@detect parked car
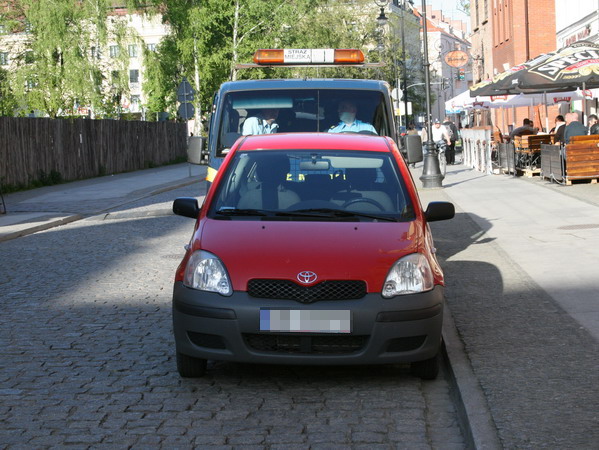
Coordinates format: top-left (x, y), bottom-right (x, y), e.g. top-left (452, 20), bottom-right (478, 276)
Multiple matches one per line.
top-left (172, 132), bottom-right (454, 379)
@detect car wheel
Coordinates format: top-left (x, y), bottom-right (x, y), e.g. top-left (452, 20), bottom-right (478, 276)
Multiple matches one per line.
top-left (411, 350), bottom-right (440, 380)
top-left (176, 352), bottom-right (207, 378)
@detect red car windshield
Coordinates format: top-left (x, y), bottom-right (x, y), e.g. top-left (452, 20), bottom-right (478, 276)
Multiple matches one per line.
top-left (209, 149), bottom-right (414, 222)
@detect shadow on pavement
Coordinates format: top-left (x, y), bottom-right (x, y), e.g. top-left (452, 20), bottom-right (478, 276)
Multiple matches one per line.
top-left (429, 206), bottom-right (599, 449)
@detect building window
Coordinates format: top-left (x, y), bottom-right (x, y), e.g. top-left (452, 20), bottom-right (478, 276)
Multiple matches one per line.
top-left (0, 52), bottom-right (8, 65)
top-left (109, 45), bottom-right (119, 58)
top-left (128, 44), bottom-right (137, 58)
top-left (111, 70), bottom-right (120, 85)
top-left (131, 95), bottom-right (140, 105)
top-left (90, 46), bottom-right (102, 59)
top-left (129, 69), bottom-right (139, 83)
top-left (146, 43), bottom-right (156, 52)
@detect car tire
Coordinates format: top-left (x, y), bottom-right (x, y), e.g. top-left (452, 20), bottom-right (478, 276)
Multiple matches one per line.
top-left (176, 352), bottom-right (207, 378)
top-left (411, 350), bottom-right (440, 380)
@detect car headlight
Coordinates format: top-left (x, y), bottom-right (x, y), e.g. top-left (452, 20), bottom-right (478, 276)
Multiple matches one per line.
top-left (183, 250), bottom-right (232, 296)
top-left (382, 253), bottom-right (434, 298)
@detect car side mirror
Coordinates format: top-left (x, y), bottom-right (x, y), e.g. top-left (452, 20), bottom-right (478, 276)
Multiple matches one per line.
top-left (173, 197), bottom-right (200, 219)
top-left (424, 201), bottom-right (455, 222)
top-left (405, 135), bottom-right (423, 164)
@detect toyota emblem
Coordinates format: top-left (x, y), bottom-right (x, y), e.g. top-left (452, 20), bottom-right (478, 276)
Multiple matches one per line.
top-left (297, 271), bottom-right (317, 284)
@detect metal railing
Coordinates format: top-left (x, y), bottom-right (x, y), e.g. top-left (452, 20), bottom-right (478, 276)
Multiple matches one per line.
top-left (461, 128), bottom-right (493, 174)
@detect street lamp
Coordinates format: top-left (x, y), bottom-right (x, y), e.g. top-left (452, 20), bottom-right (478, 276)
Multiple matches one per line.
top-left (375, 0), bottom-right (413, 128)
top-left (418, 0), bottom-right (444, 188)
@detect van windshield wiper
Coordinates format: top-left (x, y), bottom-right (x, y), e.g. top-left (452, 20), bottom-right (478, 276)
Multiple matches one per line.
top-left (277, 208), bottom-right (397, 222)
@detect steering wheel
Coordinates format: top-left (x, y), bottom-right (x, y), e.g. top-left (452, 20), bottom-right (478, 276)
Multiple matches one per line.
top-left (342, 197), bottom-right (385, 211)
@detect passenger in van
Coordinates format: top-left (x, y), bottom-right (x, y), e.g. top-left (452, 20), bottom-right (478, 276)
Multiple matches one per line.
top-left (328, 101), bottom-right (377, 134)
top-left (242, 108), bottom-right (280, 135)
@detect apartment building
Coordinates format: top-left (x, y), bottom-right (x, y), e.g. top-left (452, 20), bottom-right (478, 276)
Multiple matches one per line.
top-left (0, 5), bottom-right (169, 117)
top-left (469, 0), bottom-right (557, 131)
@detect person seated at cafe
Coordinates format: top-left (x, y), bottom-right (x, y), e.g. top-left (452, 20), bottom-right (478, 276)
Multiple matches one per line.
top-left (550, 115), bottom-right (566, 143)
top-left (563, 112), bottom-right (588, 144)
top-left (587, 114), bottom-right (599, 135)
top-left (508, 118), bottom-right (537, 141)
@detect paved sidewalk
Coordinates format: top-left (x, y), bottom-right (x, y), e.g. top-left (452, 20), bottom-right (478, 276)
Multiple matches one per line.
top-left (0, 163), bottom-right (206, 242)
top-left (414, 162), bottom-right (599, 449)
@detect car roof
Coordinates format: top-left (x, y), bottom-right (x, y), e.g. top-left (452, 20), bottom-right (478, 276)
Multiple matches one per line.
top-left (219, 78), bottom-right (391, 93)
top-left (236, 133), bottom-right (393, 152)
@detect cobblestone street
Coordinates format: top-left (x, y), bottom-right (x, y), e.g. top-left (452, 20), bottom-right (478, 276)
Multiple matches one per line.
top-left (0, 186), bottom-right (464, 448)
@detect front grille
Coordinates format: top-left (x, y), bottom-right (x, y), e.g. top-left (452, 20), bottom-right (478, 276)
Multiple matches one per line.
top-left (243, 333), bottom-right (368, 354)
top-left (247, 279), bottom-right (366, 303)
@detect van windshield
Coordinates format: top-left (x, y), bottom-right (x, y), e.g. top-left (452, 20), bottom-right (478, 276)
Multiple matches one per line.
top-left (217, 89), bottom-right (391, 157)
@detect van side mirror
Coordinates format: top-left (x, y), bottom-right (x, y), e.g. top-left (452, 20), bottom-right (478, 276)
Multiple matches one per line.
top-left (424, 201), bottom-right (455, 222)
top-left (187, 136), bottom-right (209, 165)
top-left (173, 197), bottom-right (200, 219)
top-left (405, 135), bottom-right (423, 164)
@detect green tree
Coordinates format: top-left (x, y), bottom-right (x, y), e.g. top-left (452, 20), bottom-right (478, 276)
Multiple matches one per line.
top-left (0, 67), bottom-right (17, 115)
top-left (143, 0), bottom-right (380, 132)
top-left (3, 0), bottom-right (135, 118)
top-left (457, 0), bottom-right (470, 15)
top-left (145, 0), bottom-right (320, 129)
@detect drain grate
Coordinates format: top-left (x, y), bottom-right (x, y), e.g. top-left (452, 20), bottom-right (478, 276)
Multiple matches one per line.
top-left (558, 224), bottom-right (599, 230)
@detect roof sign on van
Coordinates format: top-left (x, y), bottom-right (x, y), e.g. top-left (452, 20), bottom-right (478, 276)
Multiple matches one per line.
top-left (253, 49), bottom-right (365, 65)
top-left (236, 48), bottom-right (381, 68)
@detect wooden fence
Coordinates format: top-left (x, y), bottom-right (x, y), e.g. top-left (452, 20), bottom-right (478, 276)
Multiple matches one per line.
top-left (0, 117), bottom-right (188, 188)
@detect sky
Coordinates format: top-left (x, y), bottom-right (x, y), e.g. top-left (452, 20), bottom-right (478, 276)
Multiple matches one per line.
top-left (425, 0), bottom-right (471, 27)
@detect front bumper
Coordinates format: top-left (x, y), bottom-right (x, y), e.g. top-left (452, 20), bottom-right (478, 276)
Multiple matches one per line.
top-left (172, 282), bottom-right (444, 365)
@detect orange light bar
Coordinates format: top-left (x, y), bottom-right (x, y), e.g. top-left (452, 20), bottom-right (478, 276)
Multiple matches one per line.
top-left (333, 49), bottom-right (365, 64)
top-left (253, 49), bottom-right (285, 64)
top-left (253, 49), bottom-right (365, 65)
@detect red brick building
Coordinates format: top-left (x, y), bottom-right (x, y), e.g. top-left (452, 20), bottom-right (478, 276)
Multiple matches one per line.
top-left (470, 0), bottom-right (558, 133)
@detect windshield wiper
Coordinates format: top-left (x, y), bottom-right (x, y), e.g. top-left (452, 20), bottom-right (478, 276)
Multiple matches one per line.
top-left (215, 208), bottom-right (271, 216)
top-left (277, 208), bottom-right (397, 222)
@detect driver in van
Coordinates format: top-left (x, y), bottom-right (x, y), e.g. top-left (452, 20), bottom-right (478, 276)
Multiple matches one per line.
top-left (242, 108), bottom-right (280, 135)
top-left (328, 100), bottom-right (377, 134)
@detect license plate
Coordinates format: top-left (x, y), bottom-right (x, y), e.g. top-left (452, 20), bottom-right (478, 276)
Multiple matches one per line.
top-left (260, 309), bottom-right (351, 333)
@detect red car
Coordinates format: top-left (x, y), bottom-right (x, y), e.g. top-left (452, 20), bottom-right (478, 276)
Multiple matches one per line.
top-left (172, 133), bottom-right (454, 379)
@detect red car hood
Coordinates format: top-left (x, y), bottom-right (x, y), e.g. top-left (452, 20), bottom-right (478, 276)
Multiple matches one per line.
top-left (198, 219), bottom-right (422, 292)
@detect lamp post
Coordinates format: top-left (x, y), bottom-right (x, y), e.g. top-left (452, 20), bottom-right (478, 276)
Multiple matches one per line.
top-left (418, 0), bottom-right (444, 188)
top-left (399, 1), bottom-right (412, 127)
top-left (375, 0), bottom-right (413, 129)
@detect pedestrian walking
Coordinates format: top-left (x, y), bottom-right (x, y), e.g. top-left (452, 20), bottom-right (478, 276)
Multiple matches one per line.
top-left (443, 116), bottom-right (458, 164)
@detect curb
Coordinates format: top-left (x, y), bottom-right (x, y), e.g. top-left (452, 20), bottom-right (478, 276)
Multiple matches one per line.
top-left (442, 304), bottom-right (502, 450)
top-left (0, 214), bottom-right (84, 243)
top-left (0, 177), bottom-right (202, 243)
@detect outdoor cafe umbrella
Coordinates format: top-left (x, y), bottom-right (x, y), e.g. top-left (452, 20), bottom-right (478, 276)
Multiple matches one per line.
top-left (469, 52), bottom-right (558, 97)
top-left (516, 40), bottom-right (599, 91)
